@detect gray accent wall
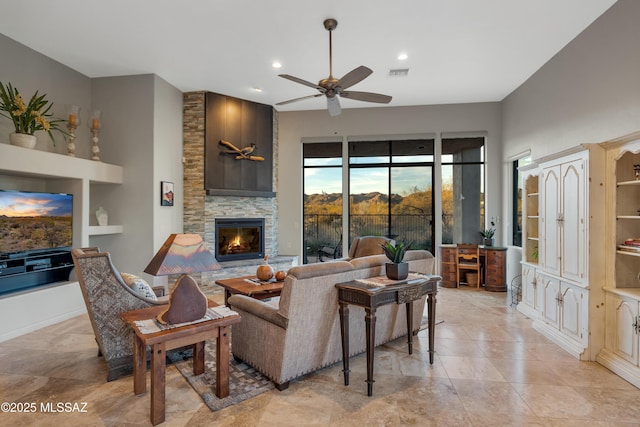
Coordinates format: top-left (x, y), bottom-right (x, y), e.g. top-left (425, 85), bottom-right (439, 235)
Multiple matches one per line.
top-left (502, 0), bottom-right (640, 160)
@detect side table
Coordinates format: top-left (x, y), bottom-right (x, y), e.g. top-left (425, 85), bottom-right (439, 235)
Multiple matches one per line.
top-left (121, 300), bottom-right (240, 425)
top-left (335, 274), bottom-right (440, 396)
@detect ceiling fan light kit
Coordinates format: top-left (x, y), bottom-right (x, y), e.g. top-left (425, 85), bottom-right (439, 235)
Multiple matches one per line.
top-left (277, 18), bottom-right (392, 116)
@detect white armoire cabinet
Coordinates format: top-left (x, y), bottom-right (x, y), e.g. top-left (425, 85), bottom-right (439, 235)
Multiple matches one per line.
top-left (597, 133), bottom-right (640, 388)
top-left (519, 145), bottom-right (606, 361)
top-left (540, 157), bottom-right (585, 284)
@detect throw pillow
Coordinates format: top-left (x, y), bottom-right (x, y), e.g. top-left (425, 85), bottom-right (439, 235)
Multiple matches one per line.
top-left (121, 273), bottom-right (157, 301)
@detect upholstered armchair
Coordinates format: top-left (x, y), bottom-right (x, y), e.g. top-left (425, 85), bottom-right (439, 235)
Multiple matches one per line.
top-left (347, 235), bottom-right (394, 259)
top-left (71, 247), bottom-right (168, 381)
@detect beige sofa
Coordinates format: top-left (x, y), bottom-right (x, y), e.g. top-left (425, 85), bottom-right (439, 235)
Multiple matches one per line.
top-left (228, 250), bottom-right (435, 390)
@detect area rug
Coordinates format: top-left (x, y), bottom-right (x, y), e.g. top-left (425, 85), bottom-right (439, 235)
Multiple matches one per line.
top-left (168, 342), bottom-right (274, 411)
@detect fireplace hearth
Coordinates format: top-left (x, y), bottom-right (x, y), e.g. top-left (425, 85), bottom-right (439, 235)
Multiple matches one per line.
top-left (215, 218), bottom-right (265, 262)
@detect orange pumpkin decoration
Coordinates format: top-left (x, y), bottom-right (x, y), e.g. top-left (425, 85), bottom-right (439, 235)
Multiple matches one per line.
top-left (256, 255), bottom-right (274, 281)
top-left (275, 270), bottom-right (286, 281)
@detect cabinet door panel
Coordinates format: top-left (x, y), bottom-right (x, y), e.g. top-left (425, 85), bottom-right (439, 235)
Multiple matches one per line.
top-left (560, 161), bottom-right (585, 282)
top-left (540, 275), bottom-right (560, 326)
top-left (608, 295), bottom-right (638, 365)
top-left (541, 167), bottom-right (561, 276)
top-left (559, 283), bottom-right (583, 343)
top-left (521, 265), bottom-right (537, 310)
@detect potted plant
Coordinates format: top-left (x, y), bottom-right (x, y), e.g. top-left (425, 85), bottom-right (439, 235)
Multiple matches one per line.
top-left (480, 221), bottom-right (496, 246)
top-left (0, 81), bottom-right (67, 148)
top-left (381, 240), bottom-right (412, 280)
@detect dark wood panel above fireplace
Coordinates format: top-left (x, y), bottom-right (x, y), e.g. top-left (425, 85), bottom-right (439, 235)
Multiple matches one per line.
top-left (205, 92), bottom-right (275, 197)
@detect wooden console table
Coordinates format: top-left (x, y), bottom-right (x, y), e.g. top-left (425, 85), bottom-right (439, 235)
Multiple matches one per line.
top-left (439, 244), bottom-right (507, 291)
top-left (121, 300), bottom-right (240, 425)
top-left (335, 274), bottom-right (440, 396)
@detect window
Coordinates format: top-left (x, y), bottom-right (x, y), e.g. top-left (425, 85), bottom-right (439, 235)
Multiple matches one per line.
top-left (441, 137), bottom-right (485, 244)
top-left (348, 139), bottom-right (434, 253)
top-left (512, 155), bottom-right (532, 246)
top-left (303, 142), bottom-right (343, 263)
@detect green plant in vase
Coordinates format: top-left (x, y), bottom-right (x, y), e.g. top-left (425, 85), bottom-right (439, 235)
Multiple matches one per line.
top-left (480, 221), bottom-right (496, 246)
top-left (381, 240), bottom-right (412, 280)
top-left (0, 81), bottom-right (67, 148)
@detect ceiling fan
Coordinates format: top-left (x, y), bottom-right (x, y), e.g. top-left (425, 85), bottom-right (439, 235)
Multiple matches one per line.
top-left (276, 18), bottom-right (392, 116)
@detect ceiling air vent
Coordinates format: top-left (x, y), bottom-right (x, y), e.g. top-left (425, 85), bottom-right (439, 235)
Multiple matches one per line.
top-left (389, 68), bottom-right (409, 77)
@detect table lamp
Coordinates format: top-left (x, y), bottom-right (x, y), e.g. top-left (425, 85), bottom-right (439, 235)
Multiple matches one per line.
top-left (144, 234), bottom-right (221, 324)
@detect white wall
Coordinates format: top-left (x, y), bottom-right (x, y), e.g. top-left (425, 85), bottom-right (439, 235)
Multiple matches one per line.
top-left (277, 102), bottom-right (502, 258)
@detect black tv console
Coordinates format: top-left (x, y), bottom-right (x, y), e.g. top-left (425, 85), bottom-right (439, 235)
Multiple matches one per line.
top-left (0, 250), bottom-right (74, 295)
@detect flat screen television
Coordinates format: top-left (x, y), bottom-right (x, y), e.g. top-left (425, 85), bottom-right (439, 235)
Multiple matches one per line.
top-left (0, 190), bottom-right (73, 255)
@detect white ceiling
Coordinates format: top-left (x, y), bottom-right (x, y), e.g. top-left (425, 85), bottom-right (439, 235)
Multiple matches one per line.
top-left (0, 0), bottom-right (617, 113)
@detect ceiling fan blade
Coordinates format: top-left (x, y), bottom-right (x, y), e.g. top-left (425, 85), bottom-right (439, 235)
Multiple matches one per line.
top-left (276, 93), bottom-right (323, 106)
top-left (278, 74), bottom-right (324, 91)
top-left (327, 96), bottom-right (341, 116)
top-left (336, 66), bottom-right (373, 90)
top-left (340, 91), bottom-right (392, 104)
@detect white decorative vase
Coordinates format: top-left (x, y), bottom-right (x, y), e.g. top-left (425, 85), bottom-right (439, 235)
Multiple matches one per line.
top-left (96, 207), bottom-right (108, 226)
top-left (9, 132), bottom-right (37, 149)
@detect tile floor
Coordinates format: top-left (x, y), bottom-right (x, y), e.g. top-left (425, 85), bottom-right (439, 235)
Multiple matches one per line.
top-left (1, 286), bottom-right (640, 426)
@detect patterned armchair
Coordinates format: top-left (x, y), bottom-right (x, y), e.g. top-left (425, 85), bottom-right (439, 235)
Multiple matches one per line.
top-left (71, 247), bottom-right (168, 381)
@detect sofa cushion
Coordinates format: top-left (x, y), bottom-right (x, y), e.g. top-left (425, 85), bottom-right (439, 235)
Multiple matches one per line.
top-left (349, 254), bottom-right (388, 270)
top-left (120, 273), bottom-right (157, 301)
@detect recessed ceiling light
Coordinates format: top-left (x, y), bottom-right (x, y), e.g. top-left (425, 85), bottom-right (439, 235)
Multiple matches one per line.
top-left (398, 53), bottom-right (408, 61)
top-left (272, 61), bottom-right (282, 69)
top-left (253, 87), bottom-right (263, 93)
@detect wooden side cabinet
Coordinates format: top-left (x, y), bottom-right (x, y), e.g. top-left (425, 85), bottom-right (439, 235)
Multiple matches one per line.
top-left (439, 245), bottom-right (457, 288)
top-left (438, 245), bottom-right (507, 291)
top-left (484, 247), bottom-right (507, 292)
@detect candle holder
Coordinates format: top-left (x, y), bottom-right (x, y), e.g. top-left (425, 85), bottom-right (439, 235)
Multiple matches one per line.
top-left (634, 164), bottom-right (640, 180)
top-left (89, 110), bottom-right (101, 161)
top-left (65, 105), bottom-right (80, 157)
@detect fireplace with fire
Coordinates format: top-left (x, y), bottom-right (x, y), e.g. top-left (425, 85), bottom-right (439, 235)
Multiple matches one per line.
top-left (215, 218), bottom-right (265, 262)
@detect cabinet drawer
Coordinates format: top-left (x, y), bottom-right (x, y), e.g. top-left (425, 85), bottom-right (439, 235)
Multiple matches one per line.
top-left (440, 263), bottom-right (457, 274)
top-left (486, 251), bottom-right (506, 262)
top-left (440, 248), bottom-right (456, 263)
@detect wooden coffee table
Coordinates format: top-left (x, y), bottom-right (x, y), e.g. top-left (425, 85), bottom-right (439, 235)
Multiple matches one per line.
top-left (215, 275), bottom-right (284, 305)
top-left (121, 299), bottom-right (240, 425)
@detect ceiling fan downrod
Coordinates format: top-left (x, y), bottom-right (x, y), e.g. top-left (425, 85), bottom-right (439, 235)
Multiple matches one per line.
top-left (324, 19), bottom-right (338, 80)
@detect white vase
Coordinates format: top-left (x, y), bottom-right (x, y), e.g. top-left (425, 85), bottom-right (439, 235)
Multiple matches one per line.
top-left (96, 207), bottom-right (108, 226)
top-left (9, 133), bottom-right (37, 149)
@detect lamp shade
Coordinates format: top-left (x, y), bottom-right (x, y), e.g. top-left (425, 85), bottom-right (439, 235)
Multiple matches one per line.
top-left (144, 234), bottom-right (221, 276)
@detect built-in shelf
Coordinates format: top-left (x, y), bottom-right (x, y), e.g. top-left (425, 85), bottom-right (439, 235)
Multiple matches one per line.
top-left (0, 143), bottom-right (123, 250)
top-left (527, 237), bottom-right (539, 241)
top-left (527, 215), bottom-right (539, 219)
top-left (88, 225), bottom-right (124, 236)
top-left (616, 250), bottom-right (640, 257)
top-left (617, 216), bottom-right (640, 219)
top-left (528, 192), bottom-right (539, 197)
top-left (617, 180), bottom-right (640, 187)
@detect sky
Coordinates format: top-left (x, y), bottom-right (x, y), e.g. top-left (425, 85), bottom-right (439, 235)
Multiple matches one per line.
top-left (305, 165), bottom-right (437, 195)
top-left (0, 191), bottom-right (73, 217)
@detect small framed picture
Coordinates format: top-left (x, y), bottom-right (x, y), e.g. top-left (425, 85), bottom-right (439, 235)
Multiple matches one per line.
top-left (161, 181), bottom-right (174, 206)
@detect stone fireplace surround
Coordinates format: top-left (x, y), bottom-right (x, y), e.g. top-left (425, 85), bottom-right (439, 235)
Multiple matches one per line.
top-left (183, 92), bottom-right (297, 293)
